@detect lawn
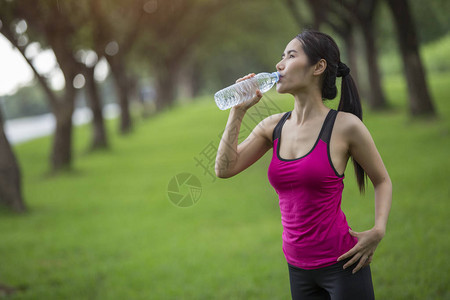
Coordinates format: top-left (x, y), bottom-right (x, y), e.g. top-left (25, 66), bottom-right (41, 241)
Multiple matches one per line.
top-left (0, 70), bottom-right (449, 299)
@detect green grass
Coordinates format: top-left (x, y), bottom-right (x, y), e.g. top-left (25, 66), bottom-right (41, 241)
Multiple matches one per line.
top-left (1, 70), bottom-right (450, 299)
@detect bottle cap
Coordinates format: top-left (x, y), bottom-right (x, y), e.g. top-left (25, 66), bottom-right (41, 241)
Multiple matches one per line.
top-left (272, 71), bottom-right (280, 82)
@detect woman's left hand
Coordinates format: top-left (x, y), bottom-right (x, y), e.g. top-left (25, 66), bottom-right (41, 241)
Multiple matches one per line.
top-left (337, 227), bottom-right (385, 274)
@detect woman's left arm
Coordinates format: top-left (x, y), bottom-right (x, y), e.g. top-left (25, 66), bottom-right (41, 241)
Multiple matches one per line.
top-left (337, 114), bottom-right (392, 274)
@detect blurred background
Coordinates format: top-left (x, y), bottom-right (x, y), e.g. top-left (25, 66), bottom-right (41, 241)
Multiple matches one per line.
top-left (0, 0), bottom-right (449, 299)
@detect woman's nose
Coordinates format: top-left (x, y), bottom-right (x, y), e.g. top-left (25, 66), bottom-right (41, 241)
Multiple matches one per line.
top-left (276, 61), bottom-right (284, 72)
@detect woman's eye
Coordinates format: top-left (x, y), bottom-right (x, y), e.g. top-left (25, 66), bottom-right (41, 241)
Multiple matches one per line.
top-left (289, 55), bottom-right (295, 58)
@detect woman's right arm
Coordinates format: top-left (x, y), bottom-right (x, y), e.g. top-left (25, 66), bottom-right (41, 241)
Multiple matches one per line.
top-left (215, 105), bottom-right (274, 178)
top-left (215, 73), bottom-right (278, 178)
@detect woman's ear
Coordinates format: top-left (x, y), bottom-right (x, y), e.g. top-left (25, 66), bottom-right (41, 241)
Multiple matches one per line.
top-left (313, 59), bottom-right (327, 76)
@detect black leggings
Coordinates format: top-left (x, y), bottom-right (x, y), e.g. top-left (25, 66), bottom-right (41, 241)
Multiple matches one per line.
top-left (287, 259), bottom-right (375, 300)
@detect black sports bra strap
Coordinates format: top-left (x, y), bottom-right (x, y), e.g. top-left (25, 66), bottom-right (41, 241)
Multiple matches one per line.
top-left (272, 111), bottom-right (292, 143)
top-left (319, 109), bottom-right (338, 144)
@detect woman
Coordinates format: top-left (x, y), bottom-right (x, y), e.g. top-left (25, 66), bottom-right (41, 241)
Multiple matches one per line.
top-left (215, 30), bottom-right (392, 299)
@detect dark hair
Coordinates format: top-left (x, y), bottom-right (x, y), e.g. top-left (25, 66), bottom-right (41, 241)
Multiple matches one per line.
top-left (295, 29), bottom-right (367, 194)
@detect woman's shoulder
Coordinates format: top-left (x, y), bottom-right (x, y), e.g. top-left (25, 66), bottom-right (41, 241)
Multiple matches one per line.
top-left (335, 111), bottom-right (365, 132)
top-left (264, 111), bottom-right (288, 124)
top-left (334, 111), bottom-right (370, 143)
top-left (261, 112), bottom-right (288, 131)
top-left (253, 112), bottom-right (289, 143)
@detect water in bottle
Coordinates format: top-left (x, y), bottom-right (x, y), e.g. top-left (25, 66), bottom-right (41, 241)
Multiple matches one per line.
top-left (214, 72), bottom-right (280, 110)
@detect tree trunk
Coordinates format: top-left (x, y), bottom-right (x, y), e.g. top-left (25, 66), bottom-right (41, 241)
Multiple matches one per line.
top-left (386, 0), bottom-right (436, 116)
top-left (8, 0), bottom-right (85, 172)
top-left (155, 62), bottom-right (178, 111)
top-left (361, 21), bottom-right (388, 110)
top-left (307, 0), bottom-right (327, 30)
top-left (155, 75), bottom-right (177, 111)
top-left (189, 61), bottom-right (202, 98)
top-left (0, 108), bottom-right (26, 213)
top-left (325, 17), bottom-right (366, 98)
top-left (107, 56), bottom-right (132, 134)
top-left (50, 93), bottom-right (75, 172)
top-left (343, 30), bottom-right (359, 87)
top-left (177, 62), bottom-right (201, 100)
top-left (83, 66), bottom-right (108, 150)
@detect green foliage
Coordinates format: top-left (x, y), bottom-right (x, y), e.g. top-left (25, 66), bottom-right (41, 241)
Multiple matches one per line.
top-left (0, 69), bottom-right (449, 299)
top-left (191, 0), bottom-right (299, 94)
top-left (380, 34), bottom-right (450, 76)
top-left (422, 34), bottom-right (450, 73)
top-left (410, 0), bottom-right (450, 44)
top-left (0, 76), bottom-right (118, 120)
top-left (375, 0), bottom-right (449, 55)
top-left (1, 82), bottom-right (49, 120)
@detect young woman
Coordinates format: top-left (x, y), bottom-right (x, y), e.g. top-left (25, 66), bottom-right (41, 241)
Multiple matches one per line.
top-left (215, 30), bottom-right (392, 299)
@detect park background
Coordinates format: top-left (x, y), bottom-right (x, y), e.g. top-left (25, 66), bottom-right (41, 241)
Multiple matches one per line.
top-left (0, 0), bottom-right (449, 299)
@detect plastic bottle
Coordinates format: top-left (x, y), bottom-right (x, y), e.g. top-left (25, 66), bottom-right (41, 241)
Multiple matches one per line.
top-left (214, 72), bottom-right (280, 110)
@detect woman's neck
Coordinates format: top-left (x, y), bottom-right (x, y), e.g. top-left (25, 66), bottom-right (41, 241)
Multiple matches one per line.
top-left (291, 89), bottom-right (329, 125)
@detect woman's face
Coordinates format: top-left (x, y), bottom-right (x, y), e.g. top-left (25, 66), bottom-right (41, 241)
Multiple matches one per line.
top-left (275, 38), bottom-right (315, 95)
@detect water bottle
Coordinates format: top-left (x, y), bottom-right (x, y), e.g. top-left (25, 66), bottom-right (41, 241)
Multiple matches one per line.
top-left (214, 72), bottom-right (280, 110)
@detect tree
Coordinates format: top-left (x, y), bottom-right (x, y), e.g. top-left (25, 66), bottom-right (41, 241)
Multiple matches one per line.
top-left (89, 0), bottom-right (146, 134)
top-left (337, 0), bottom-right (388, 110)
top-left (188, 0), bottom-right (298, 96)
top-left (0, 106), bottom-right (26, 213)
top-left (325, 13), bottom-right (360, 89)
top-left (301, 0), bottom-right (362, 88)
top-left (0, 0), bottom-right (121, 168)
top-left (80, 59), bottom-right (109, 149)
top-left (409, 0), bottom-right (450, 44)
top-left (61, 1), bottom-right (112, 149)
top-left (138, 0), bottom-right (237, 111)
top-left (385, 0), bottom-right (436, 116)
top-left (0, 1), bottom-right (85, 172)
top-left (283, 0), bottom-right (389, 110)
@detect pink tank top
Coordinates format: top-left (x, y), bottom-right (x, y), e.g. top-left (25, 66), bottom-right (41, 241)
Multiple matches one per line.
top-left (267, 109), bottom-right (357, 269)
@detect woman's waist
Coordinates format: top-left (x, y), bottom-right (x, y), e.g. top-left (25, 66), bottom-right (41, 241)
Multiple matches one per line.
top-left (281, 211), bottom-right (351, 243)
top-left (279, 200), bottom-right (346, 226)
top-left (282, 227), bottom-right (357, 258)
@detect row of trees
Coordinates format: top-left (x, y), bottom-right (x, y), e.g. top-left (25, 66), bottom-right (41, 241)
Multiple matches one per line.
top-left (0, 0), bottom-right (265, 212)
top-left (1, 0), bottom-right (236, 169)
top-left (285, 0), bottom-right (436, 115)
top-left (0, 0), bottom-right (443, 212)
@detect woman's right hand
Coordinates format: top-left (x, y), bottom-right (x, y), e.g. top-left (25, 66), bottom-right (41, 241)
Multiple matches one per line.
top-left (232, 73), bottom-right (263, 112)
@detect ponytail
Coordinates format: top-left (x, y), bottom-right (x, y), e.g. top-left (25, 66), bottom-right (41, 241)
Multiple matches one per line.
top-left (337, 62), bottom-right (367, 194)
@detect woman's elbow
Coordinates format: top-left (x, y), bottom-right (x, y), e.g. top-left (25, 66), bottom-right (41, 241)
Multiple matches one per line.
top-left (374, 174), bottom-right (392, 190)
top-left (215, 167), bottom-right (234, 179)
top-left (215, 170), bottom-right (230, 179)
top-left (383, 172), bottom-right (392, 187)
